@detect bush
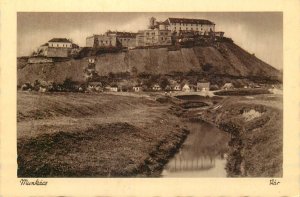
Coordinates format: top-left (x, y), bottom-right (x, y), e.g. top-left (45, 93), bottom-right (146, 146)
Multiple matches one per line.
top-left (202, 63), bottom-right (213, 72)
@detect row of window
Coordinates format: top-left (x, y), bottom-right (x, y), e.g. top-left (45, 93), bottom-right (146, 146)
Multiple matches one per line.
top-left (119, 38), bottom-right (132, 42)
top-left (171, 23), bottom-right (209, 27)
top-left (143, 40), bottom-right (171, 45)
top-left (174, 27), bottom-right (207, 31)
top-left (99, 40), bottom-right (111, 44)
top-left (144, 36), bottom-right (170, 41)
top-left (49, 43), bottom-right (71, 47)
top-left (145, 32), bottom-right (169, 36)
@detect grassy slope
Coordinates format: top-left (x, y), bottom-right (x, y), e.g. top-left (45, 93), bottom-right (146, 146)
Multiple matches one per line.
top-left (17, 42), bottom-right (281, 85)
top-left (17, 92), bottom-right (189, 177)
top-left (197, 94), bottom-right (283, 177)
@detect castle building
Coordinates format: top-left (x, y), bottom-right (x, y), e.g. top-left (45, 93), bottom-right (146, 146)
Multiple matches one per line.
top-left (86, 31), bottom-right (137, 48)
top-left (107, 31), bottom-right (137, 48)
top-left (136, 29), bottom-right (172, 47)
top-left (86, 34), bottom-right (118, 48)
top-left (157, 18), bottom-right (215, 35)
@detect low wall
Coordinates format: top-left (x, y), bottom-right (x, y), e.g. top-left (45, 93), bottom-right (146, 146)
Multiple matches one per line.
top-left (28, 57), bottom-right (53, 64)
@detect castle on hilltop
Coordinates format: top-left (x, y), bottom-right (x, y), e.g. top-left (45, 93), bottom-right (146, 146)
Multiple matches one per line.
top-left (86, 17), bottom-right (224, 48)
top-left (32, 17), bottom-right (225, 59)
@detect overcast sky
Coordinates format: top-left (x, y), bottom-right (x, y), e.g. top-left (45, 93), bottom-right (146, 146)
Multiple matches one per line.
top-left (17, 12), bottom-right (283, 69)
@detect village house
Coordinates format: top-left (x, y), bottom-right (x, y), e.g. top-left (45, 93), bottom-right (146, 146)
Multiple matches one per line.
top-left (222, 82), bottom-right (234, 90)
top-left (197, 82), bottom-right (210, 91)
top-left (182, 84), bottom-right (191, 92)
top-left (164, 85), bottom-right (172, 91)
top-left (133, 86), bottom-right (142, 92)
top-left (152, 84), bottom-right (162, 91)
top-left (172, 84), bottom-right (181, 91)
top-left (88, 82), bottom-right (103, 92)
top-left (104, 85), bottom-right (118, 92)
top-left (169, 80), bottom-right (181, 91)
top-left (110, 86), bottom-right (118, 92)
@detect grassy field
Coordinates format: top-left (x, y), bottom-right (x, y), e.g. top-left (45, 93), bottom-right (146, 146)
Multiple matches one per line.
top-left (17, 91), bottom-right (188, 177)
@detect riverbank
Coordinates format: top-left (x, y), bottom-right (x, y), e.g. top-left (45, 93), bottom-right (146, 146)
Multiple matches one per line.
top-left (17, 91), bottom-right (282, 177)
top-left (17, 91), bottom-right (189, 177)
top-left (188, 94), bottom-right (283, 177)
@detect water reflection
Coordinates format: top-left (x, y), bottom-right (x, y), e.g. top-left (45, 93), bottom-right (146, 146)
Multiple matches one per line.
top-left (165, 154), bottom-right (216, 172)
top-left (162, 121), bottom-right (229, 177)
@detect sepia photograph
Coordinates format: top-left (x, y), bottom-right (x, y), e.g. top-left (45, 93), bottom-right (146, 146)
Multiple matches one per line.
top-left (16, 12), bottom-right (283, 178)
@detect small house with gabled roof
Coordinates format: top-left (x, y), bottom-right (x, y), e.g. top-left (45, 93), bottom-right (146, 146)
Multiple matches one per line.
top-left (152, 84), bottom-right (162, 91)
top-left (182, 84), bottom-right (191, 92)
top-left (133, 86), bottom-right (142, 92)
top-left (222, 83), bottom-right (234, 90)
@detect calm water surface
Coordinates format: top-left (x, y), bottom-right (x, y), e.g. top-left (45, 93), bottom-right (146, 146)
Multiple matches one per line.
top-left (162, 121), bottom-right (229, 177)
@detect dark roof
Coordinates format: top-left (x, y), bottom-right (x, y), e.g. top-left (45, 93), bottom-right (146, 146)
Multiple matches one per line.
top-left (48, 38), bottom-right (72, 43)
top-left (41, 43), bottom-right (49, 46)
top-left (167, 18), bottom-right (215, 25)
top-left (157, 21), bottom-right (169, 25)
top-left (163, 20), bottom-right (170, 25)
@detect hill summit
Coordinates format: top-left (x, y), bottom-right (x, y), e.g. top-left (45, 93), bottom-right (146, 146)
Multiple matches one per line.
top-left (17, 41), bottom-right (281, 86)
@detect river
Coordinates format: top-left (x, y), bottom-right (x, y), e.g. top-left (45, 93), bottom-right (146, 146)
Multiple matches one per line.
top-left (162, 121), bottom-right (230, 177)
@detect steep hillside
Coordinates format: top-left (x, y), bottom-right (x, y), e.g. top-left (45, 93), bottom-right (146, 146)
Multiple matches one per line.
top-left (17, 42), bottom-right (281, 85)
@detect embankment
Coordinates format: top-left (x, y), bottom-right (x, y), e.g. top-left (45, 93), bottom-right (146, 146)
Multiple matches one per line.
top-left (195, 95), bottom-right (283, 177)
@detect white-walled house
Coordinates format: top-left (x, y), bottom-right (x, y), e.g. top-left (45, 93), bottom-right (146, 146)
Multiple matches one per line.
top-left (222, 83), bottom-right (234, 90)
top-left (152, 84), bottom-right (162, 91)
top-left (133, 86), bottom-right (142, 92)
top-left (197, 82), bottom-right (210, 91)
top-left (182, 84), bottom-right (191, 92)
top-left (35, 38), bottom-right (79, 58)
